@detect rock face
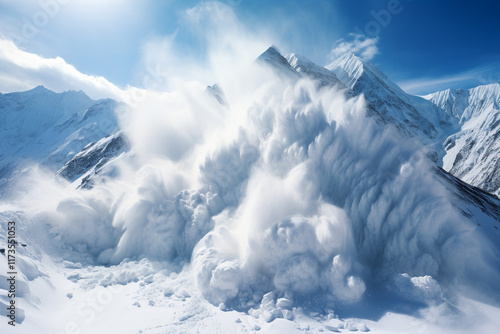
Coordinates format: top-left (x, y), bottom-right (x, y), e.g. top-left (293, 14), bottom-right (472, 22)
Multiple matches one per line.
top-left (57, 132), bottom-right (128, 184)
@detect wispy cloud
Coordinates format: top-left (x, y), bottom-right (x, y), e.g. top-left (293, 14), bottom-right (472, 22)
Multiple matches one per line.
top-left (398, 62), bottom-right (500, 95)
top-left (135, 1), bottom-right (274, 91)
top-left (0, 37), bottom-right (124, 99)
top-left (329, 33), bottom-right (378, 61)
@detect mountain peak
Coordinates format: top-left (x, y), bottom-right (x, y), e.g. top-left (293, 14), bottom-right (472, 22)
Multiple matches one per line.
top-left (424, 88), bottom-right (470, 120)
top-left (260, 45), bottom-right (281, 56)
top-left (256, 46), bottom-right (299, 79)
top-left (256, 46), bottom-right (286, 65)
top-left (426, 83), bottom-right (500, 122)
top-left (28, 85), bottom-right (51, 93)
top-left (325, 52), bottom-right (365, 89)
top-left (469, 82), bottom-right (500, 99)
top-left (64, 88), bottom-right (93, 100)
top-left (18, 86), bottom-right (92, 101)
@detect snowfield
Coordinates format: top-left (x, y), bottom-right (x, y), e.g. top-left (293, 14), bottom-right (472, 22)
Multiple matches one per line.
top-left (1, 46), bottom-right (500, 334)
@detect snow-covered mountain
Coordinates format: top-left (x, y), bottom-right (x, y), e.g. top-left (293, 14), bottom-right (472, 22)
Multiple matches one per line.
top-left (324, 53), bottom-right (461, 163)
top-left (424, 84), bottom-right (500, 196)
top-left (5, 51), bottom-right (495, 201)
top-left (0, 85), bottom-right (123, 190)
top-left (258, 48), bottom-right (453, 163)
top-left (263, 47), bottom-right (498, 198)
top-left (1, 47), bottom-right (500, 333)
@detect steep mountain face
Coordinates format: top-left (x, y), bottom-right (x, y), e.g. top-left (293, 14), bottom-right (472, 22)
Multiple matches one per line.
top-left (0, 85), bottom-right (94, 162)
top-left (325, 53), bottom-right (456, 155)
top-left (425, 83), bottom-right (500, 196)
top-left (256, 48), bottom-right (498, 198)
top-left (57, 132), bottom-right (129, 186)
top-left (0, 86), bottom-right (121, 190)
top-left (423, 88), bottom-right (470, 120)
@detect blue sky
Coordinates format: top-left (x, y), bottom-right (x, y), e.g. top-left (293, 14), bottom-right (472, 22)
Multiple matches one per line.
top-left (0, 0), bottom-right (499, 95)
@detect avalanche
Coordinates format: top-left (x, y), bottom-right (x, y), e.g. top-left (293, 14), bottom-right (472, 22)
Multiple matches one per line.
top-left (1, 45), bottom-right (500, 334)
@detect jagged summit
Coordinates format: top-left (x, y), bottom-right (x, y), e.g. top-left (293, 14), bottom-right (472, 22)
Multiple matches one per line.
top-left (256, 45), bottom-right (283, 61)
top-left (17, 85), bottom-right (55, 98)
top-left (256, 47), bottom-right (346, 89)
top-left (325, 52), bottom-right (365, 89)
top-left (29, 84), bottom-right (50, 92)
top-left (425, 83), bottom-right (500, 123)
top-left (326, 52), bottom-right (408, 97)
top-left (7, 85), bottom-right (93, 102)
top-left (256, 46), bottom-right (300, 78)
top-left (424, 88), bottom-right (470, 120)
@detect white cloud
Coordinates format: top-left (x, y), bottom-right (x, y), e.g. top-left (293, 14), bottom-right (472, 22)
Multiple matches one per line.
top-left (0, 37), bottom-right (125, 100)
top-left (329, 33), bottom-right (378, 61)
top-left (398, 63), bottom-right (500, 95)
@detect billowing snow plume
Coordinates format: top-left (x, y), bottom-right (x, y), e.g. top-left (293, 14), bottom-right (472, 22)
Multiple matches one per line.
top-left (7, 60), bottom-right (500, 317)
top-left (190, 75), bottom-right (500, 310)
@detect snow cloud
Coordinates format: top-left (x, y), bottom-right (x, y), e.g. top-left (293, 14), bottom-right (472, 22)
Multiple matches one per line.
top-left (12, 60), bottom-right (498, 314)
top-left (329, 33), bottom-right (378, 61)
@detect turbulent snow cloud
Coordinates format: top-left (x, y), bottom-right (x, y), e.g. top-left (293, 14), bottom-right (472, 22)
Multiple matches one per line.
top-left (191, 75), bottom-right (500, 309)
top-left (329, 33), bottom-right (378, 61)
top-left (0, 38), bottom-right (124, 100)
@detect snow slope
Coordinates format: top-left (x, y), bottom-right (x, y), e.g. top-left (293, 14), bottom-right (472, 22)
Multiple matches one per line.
top-left (426, 83), bottom-right (500, 197)
top-left (0, 86), bottom-right (121, 192)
